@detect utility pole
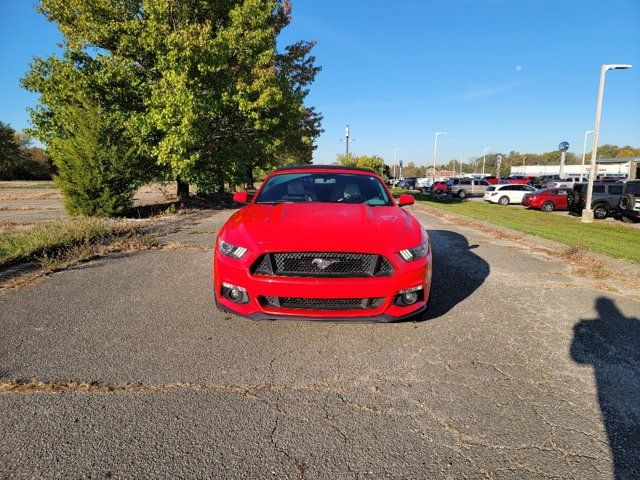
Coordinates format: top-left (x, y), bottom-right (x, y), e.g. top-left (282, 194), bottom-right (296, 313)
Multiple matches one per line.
top-left (482, 148), bottom-right (492, 177)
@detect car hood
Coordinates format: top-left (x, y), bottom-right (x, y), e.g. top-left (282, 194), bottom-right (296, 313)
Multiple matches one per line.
top-left (222, 203), bottom-right (422, 251)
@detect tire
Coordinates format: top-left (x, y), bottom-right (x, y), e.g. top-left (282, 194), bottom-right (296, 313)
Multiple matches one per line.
top-left (541, 201), bottom-right (555, 212)
top-left (457, 190), bottom-right (467, 199)
top-left (567, 190), bottom-right (580, 208)
top-left (593, 204), bottom-right (609, 220)
top-left (619, 193), bottom-right (636, 211)
top-left (498, 196), bottom-right (510, 206)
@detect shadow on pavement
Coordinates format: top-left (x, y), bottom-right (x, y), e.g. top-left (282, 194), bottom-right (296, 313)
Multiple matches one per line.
top-left (413, 229), bottom-right (490, 322)
top-left (570, 297), bottom-right (640, 479)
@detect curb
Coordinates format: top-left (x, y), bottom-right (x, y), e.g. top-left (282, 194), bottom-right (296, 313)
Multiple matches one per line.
top-left (412, 202), bottom-right (640, 277)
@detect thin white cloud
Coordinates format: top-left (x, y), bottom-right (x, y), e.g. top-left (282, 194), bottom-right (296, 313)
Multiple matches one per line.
top-left (448, 81), bottom-right (527, 101)
top-left (515, 65), bottom-right (523, 72)
top-left (316, 81), bottom-right (527, 112)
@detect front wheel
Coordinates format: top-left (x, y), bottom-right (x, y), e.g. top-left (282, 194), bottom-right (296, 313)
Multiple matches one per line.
top-left (498, 196), bottom-right (510, 206)
top-left (593, 204), bottom-right (609, 220)
top-left (541, 201), bottom-right (555, 212)
top-left (457, 190), bottom-right (467, 199)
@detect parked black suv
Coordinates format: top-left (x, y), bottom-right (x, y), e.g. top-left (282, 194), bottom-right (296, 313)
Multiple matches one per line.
top-left (616, 180), bottom-right (640, 223)
top-left (568, 182), bottom-right (625, 219)
top-left (397, 177), bottom-right (418, 190)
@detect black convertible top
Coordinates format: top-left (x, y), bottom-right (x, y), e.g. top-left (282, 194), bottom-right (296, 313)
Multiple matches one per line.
top-left (274, 165), bottom-right (376, 174)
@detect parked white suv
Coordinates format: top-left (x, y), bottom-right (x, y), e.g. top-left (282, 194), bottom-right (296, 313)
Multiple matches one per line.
top-left (484, 184), bottom-right (537, 205)
top-left (542, 176), bottom-right (584, 189)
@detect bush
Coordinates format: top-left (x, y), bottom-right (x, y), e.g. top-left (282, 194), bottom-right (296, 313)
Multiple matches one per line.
top-left (50, 102), bottom-right (150, 217)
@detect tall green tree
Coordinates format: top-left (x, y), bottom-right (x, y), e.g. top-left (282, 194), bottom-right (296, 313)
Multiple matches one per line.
top-left (25, 0), bottom-right (321, 200)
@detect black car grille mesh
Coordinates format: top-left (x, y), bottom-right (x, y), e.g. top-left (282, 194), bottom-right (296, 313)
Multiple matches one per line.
top-left (251, 252), bottom-right (393, 277)
top-left (259, 296), bottom-right (384, 310)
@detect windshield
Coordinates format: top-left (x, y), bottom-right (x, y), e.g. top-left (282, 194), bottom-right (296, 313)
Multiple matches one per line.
top-left (255, 172), bottom-right (393, 206)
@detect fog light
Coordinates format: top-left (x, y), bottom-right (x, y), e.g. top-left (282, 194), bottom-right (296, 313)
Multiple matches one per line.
top-left (221, 282), bottom-right (249, 304)
top-left (402, 291), bottom-right (418, 305)
top-left (395, 285), bottom-right (424, 306)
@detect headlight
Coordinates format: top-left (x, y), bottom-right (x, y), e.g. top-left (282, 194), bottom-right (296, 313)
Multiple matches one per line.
top-left (218, 238), bottom-right (248, 258)
top-left (398, 233), bottom-right (429, 262)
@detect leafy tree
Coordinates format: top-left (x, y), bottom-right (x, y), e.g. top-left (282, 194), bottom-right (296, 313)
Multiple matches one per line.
top-left (336, 153), bottom-right (358, 167)
top-left (355, 155), bottom-right (385, 175)
top-left (615, 148), bottom-right (637, 158)
top-left (0, 122), bottom-right (55, 180)
top-left (24, 0), bottom-right (321, 202)
top-left (336, 154), bottom-right (387, 176)
top-left (0, 122), bottom-right (24, 180)
top-left (49, 100), bottom-right (149, 216)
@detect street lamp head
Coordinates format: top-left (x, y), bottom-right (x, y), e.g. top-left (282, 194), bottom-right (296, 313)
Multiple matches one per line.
top-left (435, 131), bottom-right (447, 136)
top-left (604, 64), bottom-right (633, 71)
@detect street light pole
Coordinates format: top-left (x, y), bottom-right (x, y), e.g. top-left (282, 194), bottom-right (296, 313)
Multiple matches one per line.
top-left (345, 125), bottom-right (350, 156)
top-left (580, 130), bottom-right (594, 182)
top-left (433, 131), bottom-right (447, 182)
top-left (482, 147), bottom-right (492, 177)
top-left (582, 64), bottom-right (633, 223)
top-left (393, 147), bottom-right (399, 179)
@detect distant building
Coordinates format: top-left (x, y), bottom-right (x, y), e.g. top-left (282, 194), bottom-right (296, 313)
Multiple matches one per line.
top-left (510, 157), bottom-right (639, 179)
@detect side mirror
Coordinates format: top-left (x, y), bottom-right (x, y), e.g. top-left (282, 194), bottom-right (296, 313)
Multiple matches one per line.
top-left (397, 194), bottom-right (415, 207)
top-left (233, 191), bottom-right (249, 204)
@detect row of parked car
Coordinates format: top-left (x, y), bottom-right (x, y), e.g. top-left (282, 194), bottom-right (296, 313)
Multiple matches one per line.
top-left (522, 180), bottom-right (640, 222)
top-left (403, 175), bottom-right (639, 223)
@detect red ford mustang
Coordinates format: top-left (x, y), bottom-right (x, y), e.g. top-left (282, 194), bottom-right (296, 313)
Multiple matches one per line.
top-left (213, 166), bottom-right (432, 322)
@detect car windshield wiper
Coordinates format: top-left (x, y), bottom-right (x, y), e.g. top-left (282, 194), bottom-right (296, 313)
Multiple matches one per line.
top-left (256, 201), bottom-right (283, 205)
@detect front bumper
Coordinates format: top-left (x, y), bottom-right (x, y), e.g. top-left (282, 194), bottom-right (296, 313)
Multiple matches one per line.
top-left (213, 250), bottom-right (432, 322)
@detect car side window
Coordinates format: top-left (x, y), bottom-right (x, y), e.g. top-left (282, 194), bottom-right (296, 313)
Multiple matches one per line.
top-left (593, 185), bottom-right (605, 194)
top-left (461, 179), bottom-right (472, 185)
top-left (480, 180), bottom-right (489, 186)
top-left (608, 185), bottom-right (622, 195)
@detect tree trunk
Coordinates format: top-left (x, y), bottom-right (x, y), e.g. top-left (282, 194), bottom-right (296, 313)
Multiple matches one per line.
top-left (245, 163), bottom-right (254, 190)
top-left (215, 163), bottom-right (225, 193)
top-left (176, 176), bottom-right (189, 199)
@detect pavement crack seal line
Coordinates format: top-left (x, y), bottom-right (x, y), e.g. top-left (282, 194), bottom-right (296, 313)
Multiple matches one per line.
top-left (266, 355), bottom-right (306, 480)
top-left (0, 380), bottom-right (345, 397)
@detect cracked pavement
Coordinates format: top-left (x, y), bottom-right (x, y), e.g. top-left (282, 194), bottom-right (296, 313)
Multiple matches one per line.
top-left (1, 208), bottom-right (639, 479)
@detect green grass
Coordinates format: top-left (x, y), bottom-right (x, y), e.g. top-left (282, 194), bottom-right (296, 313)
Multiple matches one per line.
top-left (0, 217), bottom-right (140, 267)
top-left (391, 188), bottom-right (640, 263)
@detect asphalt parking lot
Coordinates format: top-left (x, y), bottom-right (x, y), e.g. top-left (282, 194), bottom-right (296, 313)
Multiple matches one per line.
top-left (1, 208), bottom-right (639, 479)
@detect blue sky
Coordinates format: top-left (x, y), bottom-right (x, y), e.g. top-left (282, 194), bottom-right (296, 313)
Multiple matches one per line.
top-left (1, 0), bottom-right (639, 165)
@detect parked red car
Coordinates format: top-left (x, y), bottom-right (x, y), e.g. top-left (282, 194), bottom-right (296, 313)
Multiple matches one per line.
top-left (500, 175), bottom-right (535, 185)
top-left (522, 188), bottom-right (569, 212)
top-left (482, 176), bottom-right (500, 185)
top-left (214, 166), bottom-right (432, 322)
top-left (433, 180), bottom-right (447, 193)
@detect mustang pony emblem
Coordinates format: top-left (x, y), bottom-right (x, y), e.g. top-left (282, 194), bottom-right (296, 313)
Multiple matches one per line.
top-left (311, 258), bottom-right (339, 270)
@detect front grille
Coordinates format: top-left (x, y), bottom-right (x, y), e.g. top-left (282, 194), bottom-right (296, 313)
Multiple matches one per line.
top-left (251, 252), bottom-right (393, 277)
top-left (259, 296), bottom-right (384, 310)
